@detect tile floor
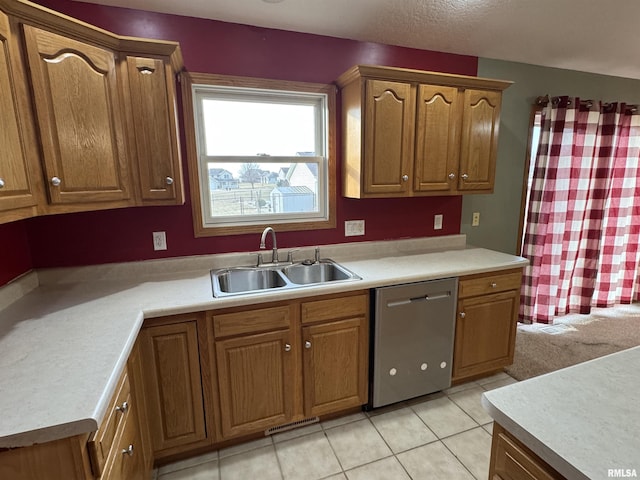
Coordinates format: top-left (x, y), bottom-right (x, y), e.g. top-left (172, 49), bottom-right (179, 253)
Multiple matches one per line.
top-left (154, 372), bottom-right (517, 480)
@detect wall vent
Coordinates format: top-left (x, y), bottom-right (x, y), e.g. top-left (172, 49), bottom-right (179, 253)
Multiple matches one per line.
top-left (265, 416), bottom-right (319, 436)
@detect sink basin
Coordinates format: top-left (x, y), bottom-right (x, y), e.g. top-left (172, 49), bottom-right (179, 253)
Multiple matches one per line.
top-left (211, 259), bottom-right (361, 297)
top-left (282, 261), bottom-right (352, 285)
top-left (214, 267), bottom-right (287, 295)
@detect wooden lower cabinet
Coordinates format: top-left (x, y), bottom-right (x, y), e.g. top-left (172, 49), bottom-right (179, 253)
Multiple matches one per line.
top-left (139, 315), bottom-right (208, 458)
top-left (453, 269), bottom-right (522, 382)
top-left (489, 423), bottom-right (564, 480)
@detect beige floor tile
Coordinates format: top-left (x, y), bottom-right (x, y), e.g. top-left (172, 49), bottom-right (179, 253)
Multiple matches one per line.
top-left (482, 376), bottom-right (518, 391)
top-left (443, 427), bottom-right (492, 480)
top-left (272, 422), bottom-right (323, 443)
top-left (159, 459), bottom-right (219, 480)
top-left (322, 475), bottom-right (347, 480)
top-left (483, 422), bottom-right (494, 434)
top-left (397, 441), bottom-right (474, 480)
top-left (275, 431), bottom-right (342, 480)
top-left (411, 395), bottom-right (477, 438)
top-left (443, 380), bottom-right (479, 395)
top-left (219, 445), bottom-right (281, 480)
top-left (321, 412), bottom-right (367, 430)
top-left (365, 401), bottom-right (407, 418)
top-left (475, 372), bottom-right (512, 385)
top-left (219, 436), bottom-right (273, 459)
top-left (448, 386), bottom-right (493, 425)
top-left (325, 419), bottom-right (392, 470)
top-left (158, 450), bottom-right (219, 475)
top-left (345, 456), bottom-right (410, 480)
top-left (369, 406), bottom-right (437, 453)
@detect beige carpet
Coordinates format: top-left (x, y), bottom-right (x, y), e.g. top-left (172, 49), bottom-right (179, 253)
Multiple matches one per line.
top-left (506, 304), bottom-right (640, 381)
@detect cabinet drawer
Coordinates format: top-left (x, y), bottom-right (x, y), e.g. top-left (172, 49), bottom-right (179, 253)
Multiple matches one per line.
top-left (301, 293), bottom-right (367, 324)
top-left (459, 270), bottom-right (522, 298)
top-left (213, 305), bottom-right (292, 338)
top-left (88, 369), bottom-right (131, 477)
top-left (101, 401), bottom-right (144, 480)
top-left (492, 429), bottom-right (563, 480)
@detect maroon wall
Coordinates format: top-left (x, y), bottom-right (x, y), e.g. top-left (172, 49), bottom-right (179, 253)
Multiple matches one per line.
top-left (2, 0), bottom-right (477, 280)
top-left (0, 221), bottom-right (32, 285)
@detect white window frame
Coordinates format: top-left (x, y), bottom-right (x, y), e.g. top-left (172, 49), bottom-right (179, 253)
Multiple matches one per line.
top-left (186, 76), bottom-right (335, 235)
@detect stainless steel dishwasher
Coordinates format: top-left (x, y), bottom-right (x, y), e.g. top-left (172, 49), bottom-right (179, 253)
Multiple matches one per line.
top-left (370, 278), bottom-right (457, 408)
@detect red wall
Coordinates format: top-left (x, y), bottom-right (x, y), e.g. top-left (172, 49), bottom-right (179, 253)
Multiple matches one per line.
top-left (3, 0), bottom-right (477, 279)
top-left (0, 221), bottom-right (32, 285)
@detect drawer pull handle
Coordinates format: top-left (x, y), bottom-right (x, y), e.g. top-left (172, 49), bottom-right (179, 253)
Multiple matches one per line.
top-left (166, 176), bottom-right (174, 185)
top-left (490, 282), bottom-right (497, 288)
top-left (115, 401), bottom-right (129, 414)
top-left (122, 444), bottom-right (134, 457)
top-left (459, 312), bottom-right (466, 318)
top-left (284, 343), bottom-right (291, 352)
top-left (305, 341), bottom-right (312, 349)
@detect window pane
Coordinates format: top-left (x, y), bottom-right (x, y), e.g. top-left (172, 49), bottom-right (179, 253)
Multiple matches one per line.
top-left (207, 161), bottom-right (320, 218)
top-left (202, 100), bottom-right (318, 156)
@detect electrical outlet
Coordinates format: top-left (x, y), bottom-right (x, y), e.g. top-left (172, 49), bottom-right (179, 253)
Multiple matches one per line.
top-left (153, 231), bottom-right (167, 251)
top-left (345, 220), bottom-right (365, 236)
top-left (434, 214), bottom-right (443, 230)
top-left (472, 212), bottom-right (480, 227)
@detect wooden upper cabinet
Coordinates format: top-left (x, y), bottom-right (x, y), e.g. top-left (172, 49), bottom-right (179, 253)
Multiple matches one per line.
top-left (414, 84), bottom-right (460, 192)
top-left (0, 11), bottom-right (41, 220)
top-left (363, 79), bottom-right (415, 195)
top-left (125, 56), bottom-right (183, 204)
top-left (459, 89), bottom-right (502, 192)
top-left (23, 25), bottom-right (131, 205)
top-left (337, 65), bottom-right (511, 198)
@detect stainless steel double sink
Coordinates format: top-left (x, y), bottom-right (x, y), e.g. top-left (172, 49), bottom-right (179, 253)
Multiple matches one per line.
top-left (211, 259), bottom-right (361, 297)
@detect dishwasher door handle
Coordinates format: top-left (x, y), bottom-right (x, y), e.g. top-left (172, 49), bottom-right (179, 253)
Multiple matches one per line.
top-left (386, 291), bottom-right (451, 308)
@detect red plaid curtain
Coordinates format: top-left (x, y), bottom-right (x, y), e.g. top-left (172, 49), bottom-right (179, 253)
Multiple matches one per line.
top-left (520, 97), bottom-right (640, 324)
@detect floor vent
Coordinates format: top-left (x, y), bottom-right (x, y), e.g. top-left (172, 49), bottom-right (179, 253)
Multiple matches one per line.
top-left (265, 416), bottom-right (319, 436)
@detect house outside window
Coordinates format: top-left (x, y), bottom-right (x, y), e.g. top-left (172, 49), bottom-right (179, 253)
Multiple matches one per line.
top-left (183, 73), bottom-right (336, 237)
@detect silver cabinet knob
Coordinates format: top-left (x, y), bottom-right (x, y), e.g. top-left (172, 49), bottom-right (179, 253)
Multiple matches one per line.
top-left (305, 341), bottom-right (312, 349)
top-left (448, 173), bottom-right (455, 179)
top-left (165, 176), bottom-right (174, 185)
top-left (0, 178), bottom-right (5, 189)
top-left (122, 444), bottom-right (134, 457)
top-left (490, 282), bottom-right (497, 288)
top-left (116, 401), bottom-right (129, 414)
top-left (402, 175), bottom-right (409, 182)
top-left (461, 174), bottom-right (469, 180)
top-left (459, 312), bottom-right (466, 318)
top-left (284, 343), bottom-right (291, 352)
top-left (51, 176), bottom-right (61, 186)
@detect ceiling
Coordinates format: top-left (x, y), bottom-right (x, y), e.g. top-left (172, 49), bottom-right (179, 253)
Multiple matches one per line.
top-left (78, 0), bottom-right (640, 80)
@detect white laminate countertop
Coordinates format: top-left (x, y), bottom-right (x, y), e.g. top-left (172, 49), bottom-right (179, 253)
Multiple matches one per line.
top-left (482, 346), bottom-right (640, 480)
top-left (0, 235), bottom-right (527, 448)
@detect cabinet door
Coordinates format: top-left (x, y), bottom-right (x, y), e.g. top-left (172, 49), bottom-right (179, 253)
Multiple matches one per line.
top-left (0, 12), bottom-right (40, 217)
top-left (216, 330), bottom-right (295, 439)
top-left (140, 322), bottom-right (207, 453)
top-left (453, 290), bottom-right (518, 381)
top-left (414, 84), bottom-right (460, 192)
top-left (458, 89), bottom-right (502, 192)
top-left (364, 79), bottom-right (415, 195)
top-left (302, 317), bottom-right (368, 417)
top-left (126, 56), bottom-right (183, 203)
top-left (23, 25), bottom-right (130, 204)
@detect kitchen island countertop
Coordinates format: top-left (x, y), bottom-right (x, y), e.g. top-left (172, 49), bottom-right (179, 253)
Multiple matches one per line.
top-left (0, 235), bottom-right (527, 448)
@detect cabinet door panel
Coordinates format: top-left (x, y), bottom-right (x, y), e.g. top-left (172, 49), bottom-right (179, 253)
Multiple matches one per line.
top-left (453, 290), bottom-right (518, 380)
top-left (141, 322), bottom-right (206, 453)
top-left (302, 317), bottom-right (368, 417)
top-left (126, 56), bottom-right (182, 203)
top-left (459, 89), bottom-right (501, 192)
top-left (414, 85), bottom-right (460, 192)
top-left (23, 25), bottom-right (129, 204)
top-left (216, 330), bottom-right (294, 438)
top-left (364, 79), bottom-right (414, 195)
top-left (0, 12), bottom-right (39, 215)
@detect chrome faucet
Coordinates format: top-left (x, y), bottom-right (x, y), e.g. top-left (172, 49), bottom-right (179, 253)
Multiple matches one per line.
top-left (259, 226), bottom-right (278, 263)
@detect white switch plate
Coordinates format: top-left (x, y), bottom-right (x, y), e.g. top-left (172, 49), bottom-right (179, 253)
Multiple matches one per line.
top-left (434, 214), bottom-right (443, 230)
top-left (153, 231), bottom-right (167, 251)
top-left (472, 212), bottom-right (480, 227)
top-left (345, 220), bottom-right (365, 236)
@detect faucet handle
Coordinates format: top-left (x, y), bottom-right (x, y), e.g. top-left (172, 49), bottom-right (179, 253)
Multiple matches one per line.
top-left (314, 247), bottom-right (321, 263)
top-left (286, 249), bottom-right (299, 263)
top-left (256, 253), bottom-right (264, 267)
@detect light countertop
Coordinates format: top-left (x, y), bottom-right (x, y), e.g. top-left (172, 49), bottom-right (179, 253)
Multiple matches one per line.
top-left (482, 346), bottom-right (640, 480)
top-left (0, 235), bottom-right (527, 448)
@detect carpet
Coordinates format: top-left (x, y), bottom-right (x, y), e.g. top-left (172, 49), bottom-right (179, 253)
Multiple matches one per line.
top-left (505, 304), bottom-right (640, 381)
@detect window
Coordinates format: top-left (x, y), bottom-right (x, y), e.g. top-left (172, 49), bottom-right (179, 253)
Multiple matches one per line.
top-left (183, 73), bottom-right (336, 237)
